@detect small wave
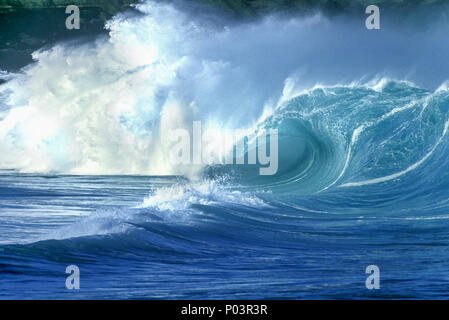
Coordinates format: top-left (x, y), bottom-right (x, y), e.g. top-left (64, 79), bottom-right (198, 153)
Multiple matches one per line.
top-left (139, 179), bottom-right (268, 211)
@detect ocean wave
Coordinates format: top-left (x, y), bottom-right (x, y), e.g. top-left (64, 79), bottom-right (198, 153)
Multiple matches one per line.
top-left (1, 1), bottom-right (449, 178)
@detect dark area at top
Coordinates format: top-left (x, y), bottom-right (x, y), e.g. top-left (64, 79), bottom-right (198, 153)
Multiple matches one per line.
top-left (0, 0), bottom-right (448, 70)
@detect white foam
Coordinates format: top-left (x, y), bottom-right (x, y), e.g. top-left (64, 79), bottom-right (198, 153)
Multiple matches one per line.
top-left (139, 179), bottom-right (268, 211)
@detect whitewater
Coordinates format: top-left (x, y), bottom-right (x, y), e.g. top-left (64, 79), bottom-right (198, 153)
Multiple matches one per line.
top-left (2, 1), bottom-right (449, 299)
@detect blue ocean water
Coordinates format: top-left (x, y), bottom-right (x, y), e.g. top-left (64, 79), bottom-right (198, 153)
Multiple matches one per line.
top-left (3, 1), bottom-right (449, 299)
top-left (2, 82), bottom-right (449, 299)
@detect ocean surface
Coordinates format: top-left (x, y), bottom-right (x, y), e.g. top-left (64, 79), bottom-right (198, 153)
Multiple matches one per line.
top-left (2, 1), bottom-right (449, 299)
